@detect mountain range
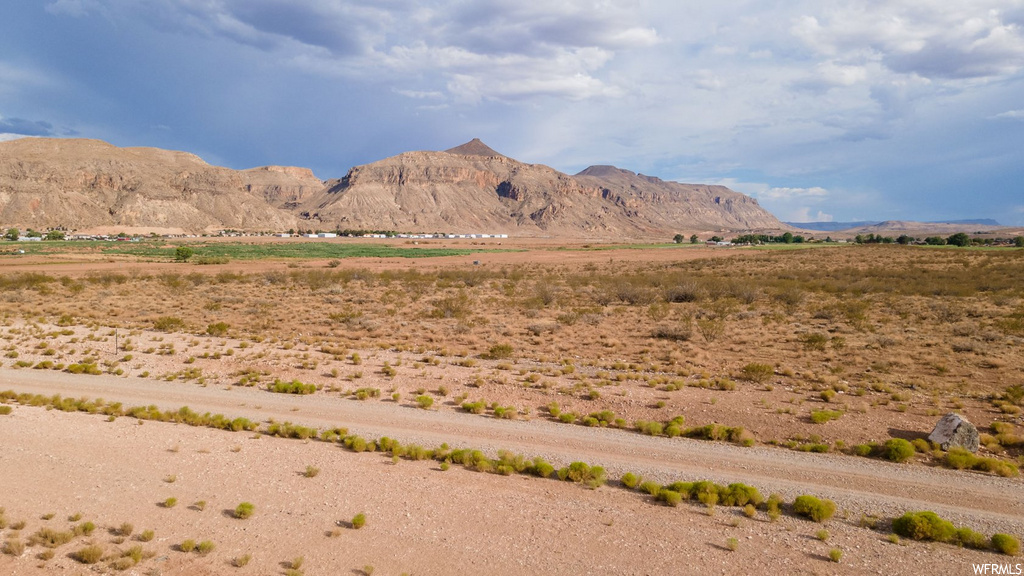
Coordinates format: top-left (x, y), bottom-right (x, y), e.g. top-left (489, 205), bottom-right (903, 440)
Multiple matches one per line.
top-left (0, 137), bottom-right (783, 238)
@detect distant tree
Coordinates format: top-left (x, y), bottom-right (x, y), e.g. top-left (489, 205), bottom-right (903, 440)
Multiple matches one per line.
top-left (946, 232), bottom-right (971, 247)
top-left (710, 235), bottom-right (723, 243)
top-left (781, 231), bottom-right (794, 244)
top-left (174, 246), bottom-right (195, 262)
top-left (924, 236), bottom-right (946, 246)
top-left (896, 234), bottom-right (912, 245)
top-left (4, 228), bottom-right (19, 241)
top-left (45, 230), bottom-right (65, 241)
top-left (673, 234), bottom-right (685, 244)
top-left (854, 234), bottom-right (864, 244)
top-left (26, 229), bottom-right (41, 238)
top-left (1015, 236), bottom-right (1024, 248)
top-left (690, 234), bottom-right (699, 244)
top-left (793, 235), bottom-right (805, 243)
top-left (825, 236), bottom-right (833, 243)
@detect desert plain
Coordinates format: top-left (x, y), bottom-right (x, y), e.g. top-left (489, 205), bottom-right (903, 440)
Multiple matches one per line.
top-left (0, 237), bottom-right (1023, 575)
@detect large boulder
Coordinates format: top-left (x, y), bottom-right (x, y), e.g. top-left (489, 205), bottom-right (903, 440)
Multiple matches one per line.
top-left (928, 413), bottom-right (979, 452)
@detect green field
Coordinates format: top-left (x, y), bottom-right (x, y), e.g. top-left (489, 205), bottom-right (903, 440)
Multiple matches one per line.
top-left (3, 239), bottom-right (497, 261)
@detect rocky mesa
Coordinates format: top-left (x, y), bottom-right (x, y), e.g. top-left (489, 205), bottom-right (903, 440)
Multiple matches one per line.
top-left (0, 138), bottom-right (318, 235)
top-left (298, 139), bottom-right (782, 238)
top-left (0, 137), bottom-right (782, 238)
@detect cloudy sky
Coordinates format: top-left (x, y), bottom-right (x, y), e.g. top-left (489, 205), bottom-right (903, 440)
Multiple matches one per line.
top-left (2, 1), bottom-right (1023, 224)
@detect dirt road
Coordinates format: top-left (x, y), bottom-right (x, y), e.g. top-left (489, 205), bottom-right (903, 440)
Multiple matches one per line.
top-left (2, 367), bottom-right (1021, 536)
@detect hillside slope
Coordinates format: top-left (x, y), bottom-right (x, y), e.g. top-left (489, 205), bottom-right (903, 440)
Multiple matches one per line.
top-left (297, 139), bottom-right (782, 237)
top-left (0, 138), bottom-right (317, 234)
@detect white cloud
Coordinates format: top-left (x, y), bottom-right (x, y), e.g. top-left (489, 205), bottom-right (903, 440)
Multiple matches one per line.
top-left (991, 109), bottom-right (1024, 120)
top-left (757, 186), bottom-right (830, 201)
top-left (787, 207), bottom-right (834, 222)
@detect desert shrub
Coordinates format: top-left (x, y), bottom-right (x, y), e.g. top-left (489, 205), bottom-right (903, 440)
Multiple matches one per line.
top-left (180, 539), bottom-right (196, 553)
top-left (766, 493), bottom-right (783, 522)
top-left (620, 472), bottom-right (641, 489)
top-left (992, 533), bottom-right (1021, 556)
top-left (29, 527), bottom-right (73, 548)
top-left (461, 400), bottom-right (486, 414)
top-left (800, 333), bottom-right (829, 351)
top-left (720, 483), bottom-right (764, 507)
top-left (957, 527), bottom-right (989, 549)
top-left (883, 438), bottom-right (916, 462)
top-left (892, 511), bottom-right (956, 542)
top-left (829, 548), bottom-right (843, 563)
top-left (660, 490), bottom-right (683, 507)
top-left (792, 495), bottom-right (836, 522)
top-left (234, 502), bottom-right (255, 519)
top-left (0, 406), bottom-right (11, 415)
top-left (73, 521), bottom-right (96, 536)
top-left (853, 443), bottom-right (875, 457)
top-left (351, 513), bottom-right (366, 529)
top-left (486, 343), bottom-right (514, 359)
top-left (945, 447), bottom-right (978, 469)
top-left (268, 378), bottom-right (317, 394)
top-left (816, 529), bottom-right (829, 541)
top-left (529, 457), bottom-right (555, 478)
top-left (740, 363), bottom-right (774, 383)
top-left (162, 498), bottom-right (177, 509)
top-left (74, 545), bottom-right (104, 564)
top-left (118, 522), bottom-right (134, 537)
top-left (138, 530), bottom-right (154, 542)
top-left (726, 537), bottom-right (739, 551)
top-left (197, 540), bottom-right (215, 555)
top-left (810, 409), bottom-right (843, 424)
top-left (557, 461), bottom-right (607, 489)
top-left (304, 465), bottom-right (321, 478)
top-left (2, 539), bottom-right (25, 556)
top-left (233, 553), bottom-right (252, 567)
top-left (153, 316), bottom-right (185, 332)
top-left (415, 395), bottom-right (434, 409)
top-left (206, 322), bottom-right (230, 336)
top-left (639, 480), bottom-right (662, 496)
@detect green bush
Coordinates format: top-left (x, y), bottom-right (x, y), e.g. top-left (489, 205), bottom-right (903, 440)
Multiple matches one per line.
top-left (180, 539), bottom-right (196, 553)
top-left (557, 462), bottom-right (607, 489)
top-left (883, 438), bottom-right (916, 462)
top-left (810, 409), bottom-right (843, 424)
top-left (415, 395), bottom-right (434, 409)
top-left (351, 513), bottom-right (366, 529)
top-left (829, 548), bottom-right (843, 563)
top-left (153, 316), bottom-right (185, 332)
top-left (486, 344), bottom-right (514, 359)
top-left (956, 527), bottom-right (989, 549)
top-left (792, 495), bottom-right (836, 522)
top-left (620, 472), bottom-right (641, 489)
top-left (892, 511), bottom-right (956, 542)
top-left (992, 533), bottom-right (1020, 556)
top-left (74, 545), bottom-right (104, 564)
top-left (945, 447), bottom-right (978, 469)
top-left (206, 322), bottom-right (230, 336)
top-left (660, 490), bottom-right (682, 507)
top-left (740, 363), bottom-right (774, 383)
top-left (234, 502), bottom-right (255, 519)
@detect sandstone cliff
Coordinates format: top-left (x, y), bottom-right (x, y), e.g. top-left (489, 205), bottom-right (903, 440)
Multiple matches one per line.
top-left (0, 138), bottom-right (313, 234)
top-left (297, 139), bottom-right (782, 237)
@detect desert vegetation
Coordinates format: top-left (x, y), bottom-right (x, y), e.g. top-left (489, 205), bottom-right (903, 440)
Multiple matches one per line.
top-left (1, 240), bottom-right (1023, 573)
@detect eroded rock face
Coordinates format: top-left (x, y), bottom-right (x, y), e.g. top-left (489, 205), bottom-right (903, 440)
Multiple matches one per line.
top-left (928, 413), bottom-right (980, 452)
top-left (0, 138), bottom-right (309, 233)
top-left (298, 140), bottom-right (784, 238)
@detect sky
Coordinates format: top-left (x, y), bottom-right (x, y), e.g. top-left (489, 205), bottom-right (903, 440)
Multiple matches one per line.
top-left (1, 1), bottom-right (1023, 225)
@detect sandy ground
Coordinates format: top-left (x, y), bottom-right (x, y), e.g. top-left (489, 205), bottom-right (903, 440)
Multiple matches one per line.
top-left (0, 401), bottom-right (1017, 576)
top-left (2, 241), bottom-right (1023, 574)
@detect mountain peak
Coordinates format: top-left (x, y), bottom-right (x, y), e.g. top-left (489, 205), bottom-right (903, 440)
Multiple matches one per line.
top-left (444, 138), bottom-right (504, 158)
